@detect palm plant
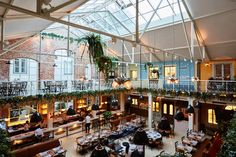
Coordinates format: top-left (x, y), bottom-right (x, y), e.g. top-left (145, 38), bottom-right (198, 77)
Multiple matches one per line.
top-left (78, 34), bottom-right (112, 81)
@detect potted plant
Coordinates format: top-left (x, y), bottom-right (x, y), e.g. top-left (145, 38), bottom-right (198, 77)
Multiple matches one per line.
top-left (144, 62), bottom-right (153, 70)
top-left (103, 111), bottom-right (112, 122)
top-left (0, 128), bottom-right (10, 157)
top-left (78, 33), bottom-right (112, 81)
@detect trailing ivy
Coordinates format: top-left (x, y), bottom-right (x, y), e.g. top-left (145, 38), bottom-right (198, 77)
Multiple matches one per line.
top-left (0, 88), bottom-right (235, 107)
top-left (41, 32), bottom-right (80, 44)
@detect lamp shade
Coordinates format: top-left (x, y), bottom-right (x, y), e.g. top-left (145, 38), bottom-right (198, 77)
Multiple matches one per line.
top-left (91, 104), bottom-right (99, 110)
top-left (90, 144), bottom-right (109, 157)
top-left (133, 128), bottom-right (149, 145)
top-left (112, 80), bottom-right (120, 88)
top-left (123, 80), bottom-right (132, 90)
top-left (174, 111), bottom-right (185, 121)
top-left (187, 105), bottom-right (194, 114)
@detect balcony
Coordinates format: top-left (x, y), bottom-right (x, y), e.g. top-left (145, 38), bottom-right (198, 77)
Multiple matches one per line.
top-left (0, 79), bottom-right (236, 99)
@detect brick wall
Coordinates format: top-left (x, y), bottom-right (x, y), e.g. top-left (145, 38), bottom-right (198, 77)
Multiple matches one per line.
top-left (0, 35), bottom-right (91, 81)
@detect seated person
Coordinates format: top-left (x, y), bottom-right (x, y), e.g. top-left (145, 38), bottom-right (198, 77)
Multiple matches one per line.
top-left (34, 125), bottom-right (44, 142)
top-left (66, 106), bottom-right (76, 115)
top-left (158, 117), bottom-right (171, 136)
top-left (24, 120), bottom-right (30, 132)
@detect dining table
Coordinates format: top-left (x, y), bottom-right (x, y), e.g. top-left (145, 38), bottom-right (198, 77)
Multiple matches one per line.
top-left (176, 143), bottom-right (193, 153)
top-left (146, 130), bottom-right (162, 141)
top-left (188, 131), bottom-right (205, 142)
top-left (182, 137), bottom-right (198, 147)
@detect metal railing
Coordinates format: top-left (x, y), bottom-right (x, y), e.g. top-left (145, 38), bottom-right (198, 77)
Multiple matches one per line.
top-left (0, 79), bottom-right (236, 98)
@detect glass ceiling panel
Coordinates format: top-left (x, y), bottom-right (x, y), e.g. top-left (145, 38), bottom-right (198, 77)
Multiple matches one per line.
top-left (45, 0), bottom-right (189, 38)
top-left (157, 6), bottom-right (174, 18)
top-left (138, 1), bottom-right (153, 14)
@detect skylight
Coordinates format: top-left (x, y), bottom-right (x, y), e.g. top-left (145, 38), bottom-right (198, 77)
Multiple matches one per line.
top-left (44, 0), bottom-right (188, 38)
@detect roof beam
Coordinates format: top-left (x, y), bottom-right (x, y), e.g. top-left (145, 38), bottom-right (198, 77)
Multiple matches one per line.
top-left (182, 0), bottom-right (210, 60)
top-left (48, 0), bottom-right (88, 13)
top-left (0, 1), bottom-right (190, 60)
top-left (0, 35), bottom-right (36, 57)
top-left (2, 0), bottom-right (14, 18)
top-left (177, 0), bottom-right (193, 60)
top-left (139, 0), bottom-right (163, 40)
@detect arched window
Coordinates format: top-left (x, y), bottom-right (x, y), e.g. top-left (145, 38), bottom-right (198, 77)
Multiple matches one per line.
top-left (152, 102), bottom-right (159, 112)
top-left (169, 104), bottom-right (174, 115)
top-left (163, 103), bottom-right (167, 114)
top-left (208, 109), bottom-right (217, 124)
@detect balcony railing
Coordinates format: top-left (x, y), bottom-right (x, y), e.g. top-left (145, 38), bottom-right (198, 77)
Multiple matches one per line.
top-left (0, 79), bottom-right (236, 98)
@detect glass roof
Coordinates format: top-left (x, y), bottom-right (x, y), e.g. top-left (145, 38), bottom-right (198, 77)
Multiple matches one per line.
top-left (46, 0), bottom-right (188, 38)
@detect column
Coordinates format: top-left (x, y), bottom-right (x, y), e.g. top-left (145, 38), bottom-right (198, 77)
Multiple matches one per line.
top-left (47, 102), bottom-right (54, 129)
top-left (188, 97), bottom-right (194, 131)
top-left (0, 19), bottom-right (4, 51)
top-left (148, 93), bottom-right (153, 130)
top-left (120, 92), bottom-right (125, 112)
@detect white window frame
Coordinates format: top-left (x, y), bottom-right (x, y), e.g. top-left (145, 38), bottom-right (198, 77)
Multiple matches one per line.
top-left (64, 60), bottom-right (73, 75)
top-left (213, 62), bottom-right (234, 80)
top-left (13, 58), bottom-right (27, 74)
top-left (164, 65), bottom-right (176, 78)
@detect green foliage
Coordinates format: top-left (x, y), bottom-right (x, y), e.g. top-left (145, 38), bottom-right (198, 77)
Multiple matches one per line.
top-left (77, 33), bottom-right (112, 81)
top-left (218, 113), bottom-right (236, 157)
top-left (0, 88), bottom-right (235, 108)
top-left (103, 111), bottom-right (112, 120)
top-left (41, 32), bottom-right (80, 44)
top-left (0, 128), bottom-right (10, 157)
top-left (144, 62), bottom-right (153, 70)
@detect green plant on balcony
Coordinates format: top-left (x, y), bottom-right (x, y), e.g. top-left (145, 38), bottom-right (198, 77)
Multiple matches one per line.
top-left (78, 33), bottom-right (112, 81)
top-left (144, 62), bottom-right (153, 70)
top-left (0, 128), bottom-right (10, 157)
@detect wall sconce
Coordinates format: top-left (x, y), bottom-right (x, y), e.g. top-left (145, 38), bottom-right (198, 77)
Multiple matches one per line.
top-left (191, 76), bottom-right (199, 82)
top-left (204, 63), bottom-right (210, 67)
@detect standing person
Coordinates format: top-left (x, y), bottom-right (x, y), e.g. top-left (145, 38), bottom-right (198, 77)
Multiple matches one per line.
top-left (85, 113), bottom-right (91, 133)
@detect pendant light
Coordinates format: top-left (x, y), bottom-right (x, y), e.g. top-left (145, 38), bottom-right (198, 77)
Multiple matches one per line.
top-left (139, 45), bottom-right (143, 100)
top-left (91, 41), bottom-right (108, 157)
top-left (167, 54), bottom-right (178, 84)
top-left (112, 40), bottom-right (132, 90)
top-left (167, 11), bottom-right (178, 85)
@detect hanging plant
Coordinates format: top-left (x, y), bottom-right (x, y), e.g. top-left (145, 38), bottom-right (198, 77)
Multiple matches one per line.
top-left (144, 62), bottom-right (153, 70)
top-left (97, 55), bottom-right (112, 82)
top-left (77, 33), bottom-right (112, 81)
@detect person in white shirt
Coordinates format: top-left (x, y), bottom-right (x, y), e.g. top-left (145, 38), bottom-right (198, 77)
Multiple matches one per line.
top-left (35, 126), bottom-right (44, 142)
top-left (85, 114), bottom-right (91, 133)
